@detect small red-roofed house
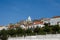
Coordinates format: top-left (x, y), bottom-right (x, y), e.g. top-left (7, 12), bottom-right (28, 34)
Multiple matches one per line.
top-left (33, 20), bottom-right (45, 28)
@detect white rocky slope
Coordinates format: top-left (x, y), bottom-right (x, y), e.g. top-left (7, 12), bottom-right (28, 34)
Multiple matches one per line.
top-left (8, 34), bottom-right (60, 40)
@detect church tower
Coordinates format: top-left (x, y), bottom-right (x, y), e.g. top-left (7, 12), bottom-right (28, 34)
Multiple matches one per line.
top-left (26, 16), bottom-right (32, 22)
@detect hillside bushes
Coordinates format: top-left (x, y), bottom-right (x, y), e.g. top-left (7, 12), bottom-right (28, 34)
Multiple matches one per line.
top-left (0, 25), bottom-right (60, 40)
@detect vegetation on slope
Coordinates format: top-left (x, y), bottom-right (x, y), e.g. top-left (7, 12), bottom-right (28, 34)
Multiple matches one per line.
top-left (0, 24), bottom-right (60, 40)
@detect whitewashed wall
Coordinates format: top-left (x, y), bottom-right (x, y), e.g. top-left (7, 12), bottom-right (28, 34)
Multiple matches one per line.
top-left (50, 18), bottom-right (60, 25)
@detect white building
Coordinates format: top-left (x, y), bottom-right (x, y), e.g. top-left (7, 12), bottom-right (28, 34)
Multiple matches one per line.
top-left (33, 20), bottom-right (45, 28)
top-left (33, 24), bottom-right (45, 28)
top-left (20, 25), bottom-right (26, 29)
top-left (50, 17), bottom-right (60, 25)
top-left (0, 26), bottom-right (8, 30)
top-left (41, 18), bottom-right (50, 24)
top-left (42, 16), bottom-right (60, 25)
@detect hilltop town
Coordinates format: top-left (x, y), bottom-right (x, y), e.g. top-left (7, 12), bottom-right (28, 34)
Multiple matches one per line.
top-left (0, 16), bottom-right (60, 30)
top-left (1, 16), bottom-right (60, 40)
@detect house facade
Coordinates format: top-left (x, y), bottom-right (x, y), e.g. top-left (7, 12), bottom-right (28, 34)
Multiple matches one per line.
top-left (42, 16), bottom-right (60, 25)
top-left (33, 20), bottom-right (45, 28)
top-left (49, 16), bottom-right (60, 25)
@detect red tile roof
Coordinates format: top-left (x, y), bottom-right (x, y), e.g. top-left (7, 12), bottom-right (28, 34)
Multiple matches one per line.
top-left (33, 21), bottom-right (43, 25)
top-left (52, 16), bottom-right (60, 18)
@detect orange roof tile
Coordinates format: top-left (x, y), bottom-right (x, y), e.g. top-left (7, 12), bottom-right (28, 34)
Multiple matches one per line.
top-left (52, 16), bottom-right (60, 18)
top-left (33, 21), bottom-right (43, 24)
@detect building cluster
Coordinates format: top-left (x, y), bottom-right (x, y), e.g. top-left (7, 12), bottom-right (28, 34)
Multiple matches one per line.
top-left (0, 16), bottom-right (60, 30)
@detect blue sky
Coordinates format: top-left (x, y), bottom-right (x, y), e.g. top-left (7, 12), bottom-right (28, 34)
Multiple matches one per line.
top-left (0, 0), bottom-right (60, 26)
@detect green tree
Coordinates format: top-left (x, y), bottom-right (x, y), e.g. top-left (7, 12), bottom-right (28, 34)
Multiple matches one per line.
top-left (7, 29), bottom-right (16, 37)
top-left (52, 25), bottom-right (60, 34)
top-left (34, 26), bottom-right (40, 35)
top-left (0, 29), bottom-right (8, 40)
top-left (26, 28), bottom-right (33, 36)
top-left (16, 27), bottom-right (24, 37)
top-left (34, 26), bottom-right (46, 35)
top-left (44, 26), bottom-right (52, 34)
